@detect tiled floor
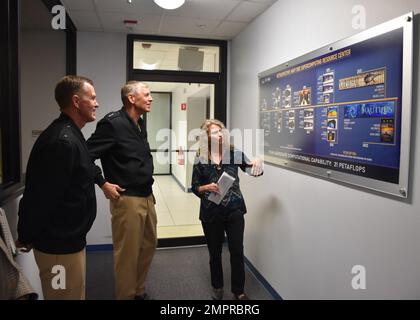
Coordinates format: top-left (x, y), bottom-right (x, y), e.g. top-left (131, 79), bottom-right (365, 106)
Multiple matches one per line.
top-left (153, 175), bottom-right (203, 239)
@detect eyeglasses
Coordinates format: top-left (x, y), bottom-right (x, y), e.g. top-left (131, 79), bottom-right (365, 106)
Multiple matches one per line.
top-left (210, 129), bottom-right (223, 135)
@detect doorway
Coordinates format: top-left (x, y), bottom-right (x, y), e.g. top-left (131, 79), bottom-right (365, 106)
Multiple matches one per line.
top-left (127, 35), bottom-right (227, 246)
top-left (144, 82), bottom-right (215, 242)
top-left (146, 91), bottom-right (171, 175)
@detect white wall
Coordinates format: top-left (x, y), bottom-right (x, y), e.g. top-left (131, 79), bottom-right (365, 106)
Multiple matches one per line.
top-left (17, 5), bottom-right (67, 300)
top-left (171, 83), bottom-right (213, 189)
top-left (20, 30), bottom-right (66, 172)
top-left (230, 0), bottom-right (420, 299)
top-left (76, 33), bottom-right (215, 243)
top-left (18, 30), bottom-right (121, 252)
top-left (171, 84), bottom-right (189, 188)
top-left (186, 88), bottom-right (210, 188)
top-left (77, 32), bottom-right (126, 245)
top-left (17, 28), bottom-right (65, 299)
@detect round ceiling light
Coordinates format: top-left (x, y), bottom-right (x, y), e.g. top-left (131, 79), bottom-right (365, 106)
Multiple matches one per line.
top-left (154, 0), bottom-right (185, 10)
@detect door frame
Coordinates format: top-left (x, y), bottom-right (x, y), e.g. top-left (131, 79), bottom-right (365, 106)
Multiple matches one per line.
top-left (126, 34), bottom-right (227, 125)
top-left (144, 91), bottom-right (172, 176)
top-left (126, 34), bottom-right (227, 247)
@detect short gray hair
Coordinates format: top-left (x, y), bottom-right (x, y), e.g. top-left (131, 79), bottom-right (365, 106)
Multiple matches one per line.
top-left (121, 81), bottom-right (148, 105)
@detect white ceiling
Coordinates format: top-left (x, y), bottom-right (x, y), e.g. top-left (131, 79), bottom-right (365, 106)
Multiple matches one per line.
top-left (20, 0), bottom-right (276, 91)
top-left (60, 0), bottom-right (277, 40)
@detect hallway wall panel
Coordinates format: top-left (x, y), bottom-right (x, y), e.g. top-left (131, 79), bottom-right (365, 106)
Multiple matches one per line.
top-left (230, 0), bottom-right (420, 299)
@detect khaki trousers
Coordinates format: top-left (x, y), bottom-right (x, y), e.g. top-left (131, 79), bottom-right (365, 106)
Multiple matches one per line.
top-left (33, 248), bottom-right (86, 300)
top-left (110, 194), bottom-right (157, 300)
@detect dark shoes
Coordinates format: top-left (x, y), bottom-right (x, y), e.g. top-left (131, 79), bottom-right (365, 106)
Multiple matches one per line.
top-left (212, 288), bottom-right (250, 300)
top-left (211, 287), bottom-right (224, 300)
top-left (134, 293), bottom-right (153, 300)
top-left (233, 293), bottom-right (250, 300)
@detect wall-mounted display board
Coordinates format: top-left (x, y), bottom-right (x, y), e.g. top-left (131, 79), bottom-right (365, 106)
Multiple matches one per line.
top-left (258, 13), bottom-right (413, 198)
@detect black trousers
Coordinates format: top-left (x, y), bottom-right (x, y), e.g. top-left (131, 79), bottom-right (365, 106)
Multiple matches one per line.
top-left (201, 211), bottom-right (245, 295)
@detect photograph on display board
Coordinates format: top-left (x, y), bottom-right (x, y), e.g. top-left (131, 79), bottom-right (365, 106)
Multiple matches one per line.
top-left (258, 12), bottom-right (413, 198)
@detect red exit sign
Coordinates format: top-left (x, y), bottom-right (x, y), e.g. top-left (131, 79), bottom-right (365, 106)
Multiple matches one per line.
top-left (181, 103), bottom-right (187, 110)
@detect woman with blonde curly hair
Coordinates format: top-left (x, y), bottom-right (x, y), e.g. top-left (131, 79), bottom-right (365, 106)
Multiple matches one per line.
top-left (191, 119), bottom-right (263, 300)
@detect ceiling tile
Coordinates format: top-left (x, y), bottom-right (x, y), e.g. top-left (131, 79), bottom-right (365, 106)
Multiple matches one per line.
top-left (245, 0), bottom-right (277, 5)
top-left (93, 0), bottom-right (164, 15)
top-left (226, 1), bottom-right (268, 22)
top-left (66, 10), bottom-right (103, 32)
top-left (61, 0), bottom-right (95, 11)
top-left (160, 16), bottom-right (219, 36)
top-left (98, 12), bottom-right (162, 33)
top-left (210, 21), bottom-right (247, 38)
top-left (167, 0), bottom-right (241, 20)
top-left (51, 0), bottom-right (275, 40)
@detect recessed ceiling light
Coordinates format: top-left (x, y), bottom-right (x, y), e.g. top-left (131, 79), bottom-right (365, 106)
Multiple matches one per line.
top-left (154, 0), bottom-right (185, 10)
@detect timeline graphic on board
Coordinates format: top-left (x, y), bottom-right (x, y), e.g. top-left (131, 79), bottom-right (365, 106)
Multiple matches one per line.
top-left (259, 28), bottom-right (404, 183)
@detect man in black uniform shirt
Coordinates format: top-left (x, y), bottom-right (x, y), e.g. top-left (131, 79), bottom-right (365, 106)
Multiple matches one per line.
top-left (87, 81), bottom-right (156, 300)
top-left (16, 75), bottom-right (99, 300)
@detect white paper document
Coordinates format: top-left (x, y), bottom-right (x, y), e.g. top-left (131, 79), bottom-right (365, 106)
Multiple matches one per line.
top-left (208, 171), bottom-right (235, 205)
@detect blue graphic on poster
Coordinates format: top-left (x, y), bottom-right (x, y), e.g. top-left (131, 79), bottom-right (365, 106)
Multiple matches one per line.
top-left (259, 28), bottom-right (404, 183)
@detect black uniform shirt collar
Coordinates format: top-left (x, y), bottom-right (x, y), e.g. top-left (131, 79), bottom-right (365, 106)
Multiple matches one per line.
top-left (120, 106), bottom-right (145, 136)
top-left (58, 112), bottom-right (86, 142)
